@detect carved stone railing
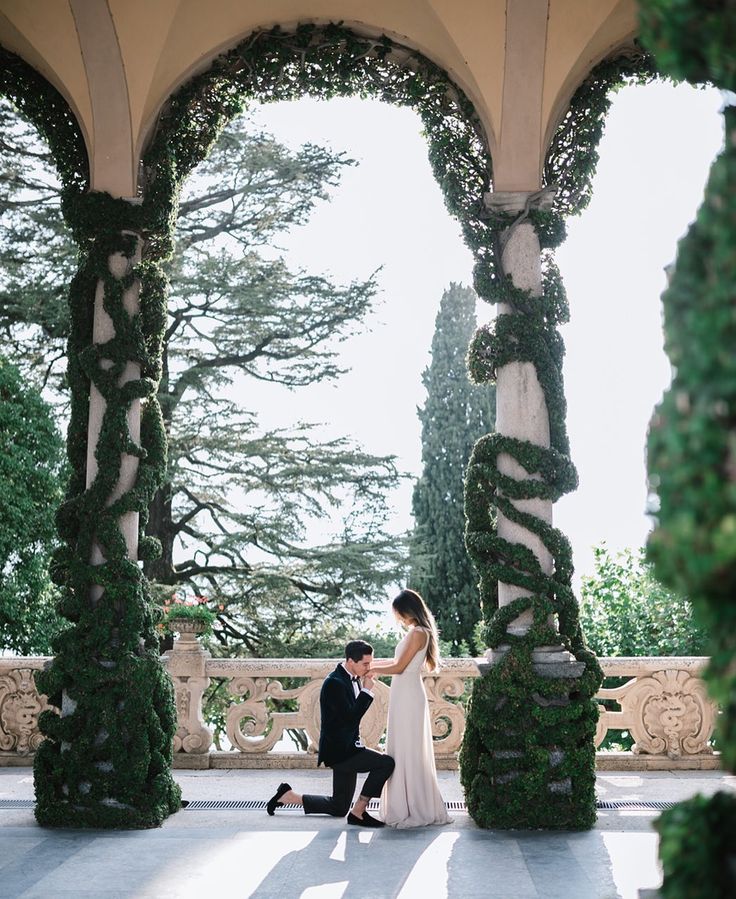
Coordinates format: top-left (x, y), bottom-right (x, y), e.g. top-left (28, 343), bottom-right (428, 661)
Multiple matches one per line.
top-left (593, 656), bottom-right (718, 770)
top-left (0, 649), bottom-right (720, 770)
top-left (0, 658), bottom-right (54, 764)
top-left (201, 656), bottom-right (473, 769)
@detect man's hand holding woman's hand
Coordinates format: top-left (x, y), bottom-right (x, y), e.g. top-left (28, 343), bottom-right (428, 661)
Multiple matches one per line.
top-left (362, 673), bottom-right (375, 690)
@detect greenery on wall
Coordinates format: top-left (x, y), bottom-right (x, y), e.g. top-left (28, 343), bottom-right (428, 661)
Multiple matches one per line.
top-left (640, 2), bottom-right (736, 894)
top-left (410, 283), bottom-right (495, 656)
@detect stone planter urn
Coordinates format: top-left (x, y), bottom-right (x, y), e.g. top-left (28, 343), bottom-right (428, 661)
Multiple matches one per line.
top-left (168, 617), bottom-right (208, 637)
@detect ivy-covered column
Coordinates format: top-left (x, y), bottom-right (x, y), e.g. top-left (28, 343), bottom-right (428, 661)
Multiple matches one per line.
top-left (33, 191), bottom-right (181, 828)
top-left (486, 190), bottom-right (557, 649)
top-left (460, 188), bottom-right (602, 830)
top-left (86, 230), bottom-right (143, 563)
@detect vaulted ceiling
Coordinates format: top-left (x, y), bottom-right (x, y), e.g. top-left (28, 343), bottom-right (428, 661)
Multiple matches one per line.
top-left (0, 1), bottom-right (638, 194)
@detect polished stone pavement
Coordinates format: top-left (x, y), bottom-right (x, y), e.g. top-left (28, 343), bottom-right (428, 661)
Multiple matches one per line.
top-left (1, 768), bottom-right (733, 899)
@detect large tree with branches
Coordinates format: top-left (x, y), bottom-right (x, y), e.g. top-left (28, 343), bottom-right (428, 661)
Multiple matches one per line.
top-left (0, 99), bottom-right (405, 657)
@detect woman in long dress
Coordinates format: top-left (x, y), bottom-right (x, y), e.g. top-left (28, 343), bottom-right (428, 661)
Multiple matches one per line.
top-left (368, 589), bottom-right (451, 828)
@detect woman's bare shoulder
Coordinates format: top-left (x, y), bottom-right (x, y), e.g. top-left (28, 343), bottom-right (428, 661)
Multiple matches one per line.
top-left (404, 627), bottom-right (426, 646)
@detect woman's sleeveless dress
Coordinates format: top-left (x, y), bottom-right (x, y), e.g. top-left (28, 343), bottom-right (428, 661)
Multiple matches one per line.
top-left (379, 627), bottom-right (451, 827)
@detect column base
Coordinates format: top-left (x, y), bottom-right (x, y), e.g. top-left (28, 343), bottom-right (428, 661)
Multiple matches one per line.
top-left (461, 639), bottom-right (599, 830)
top-left (482, 644), bottom-right (585, 677)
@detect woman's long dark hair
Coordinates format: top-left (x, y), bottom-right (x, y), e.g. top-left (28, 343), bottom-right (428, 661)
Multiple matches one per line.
top-left (392, 589), bottom-right (440, 671)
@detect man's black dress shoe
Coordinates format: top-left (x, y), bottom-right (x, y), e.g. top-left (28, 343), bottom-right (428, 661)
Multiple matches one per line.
top-left (267, 782), bottom-right (291, 816)
top-left (347, 811), bottom-right (385, 827)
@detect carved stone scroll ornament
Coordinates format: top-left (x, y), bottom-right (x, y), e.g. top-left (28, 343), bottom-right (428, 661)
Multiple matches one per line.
top-left (357, 680), bottom-right (390, 749)
top-left (424, 674), bottom-right (470, 754)
top-left (227, 676), bottom-right (311, 752)
top-left (594, 704), bottom-right (609, 749)
top-left (297, 677), bottom-right (390, 752)
top-left (625, 669), bottom-right (716, 758)
top-left (171, 677), bottom-right (212, 753)
top-left (226, 675), bottom-right (392, 753)
top-left (0, 668), bottom-right (53, 754)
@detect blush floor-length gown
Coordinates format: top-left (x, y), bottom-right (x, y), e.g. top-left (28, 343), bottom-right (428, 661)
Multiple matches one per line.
top-left (379, 627), bottom-right (451, 828)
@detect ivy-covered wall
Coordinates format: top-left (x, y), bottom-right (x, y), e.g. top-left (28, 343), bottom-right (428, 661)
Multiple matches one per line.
top-left (640, 2), bottom-right (736, 895)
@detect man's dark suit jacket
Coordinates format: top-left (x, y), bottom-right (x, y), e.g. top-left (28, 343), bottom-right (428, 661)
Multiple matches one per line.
top-left (317, 664), bottom-right (373, 767)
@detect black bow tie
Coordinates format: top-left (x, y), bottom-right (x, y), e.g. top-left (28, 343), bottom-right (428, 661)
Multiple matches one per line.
top-left (351, 676), bottom-right (360, 683)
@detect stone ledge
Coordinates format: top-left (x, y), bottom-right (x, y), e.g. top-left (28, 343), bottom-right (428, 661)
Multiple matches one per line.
top-left (172, 753), bottom-right (211, 770)
top-left (595, 751), bottom-right (722, 771)
top-left (0, 755), bottom-right (36, 768)
top-left (167, 751), bottom-right (723, 771)
top-left (5, 751), bottom-right (722, 771)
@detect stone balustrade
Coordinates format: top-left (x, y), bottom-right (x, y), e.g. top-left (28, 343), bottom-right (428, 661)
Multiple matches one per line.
top-left (0, 643), bottom-right (720, 771)
top-left (593, 656), bottom-right (718, 770)
top-left (0, 657), bottom-right (54, 765)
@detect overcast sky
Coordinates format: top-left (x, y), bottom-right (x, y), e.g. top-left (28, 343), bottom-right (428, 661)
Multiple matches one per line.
top-left (243, 80), bottom-right (724, 592)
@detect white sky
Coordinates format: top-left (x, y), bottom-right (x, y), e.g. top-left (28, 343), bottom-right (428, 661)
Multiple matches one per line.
top-left (242, 80), bottom-right (724, 591)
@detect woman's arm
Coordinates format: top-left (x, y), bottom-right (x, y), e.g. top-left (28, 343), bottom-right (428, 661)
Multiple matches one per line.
top-left (369, 629), bottom-right (427, 676)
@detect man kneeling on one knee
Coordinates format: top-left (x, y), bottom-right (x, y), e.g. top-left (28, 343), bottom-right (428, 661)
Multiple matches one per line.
top-left (267, 640), bottom-right (394, 827)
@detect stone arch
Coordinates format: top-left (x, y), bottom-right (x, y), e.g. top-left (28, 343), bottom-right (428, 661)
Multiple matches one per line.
top-left (134, 17), bottom-right (499, 170)
top-left (21, 21), bottom-right (505, 830)
top-left (0, 45), bottom-right (89, 195)
top-left (5, 17), bottom-right (652, 831)
top-left (140, 23), bottom-right (494, 244)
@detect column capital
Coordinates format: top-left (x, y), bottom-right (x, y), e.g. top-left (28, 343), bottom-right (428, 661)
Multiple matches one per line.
top-left (483, 186), bottom-right (556, 215)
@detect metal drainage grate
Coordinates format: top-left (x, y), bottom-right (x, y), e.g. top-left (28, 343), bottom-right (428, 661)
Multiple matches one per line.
top-left (0, 798), bottom-right (674, 812)
top-left (181, 799), bottom-right (469, 812)
top-left (180, 799), bottom-right (670, 812)
top-left (183, 800), bottom-right (271, 810)
top-left (596, 800), bottom-right (675, 811)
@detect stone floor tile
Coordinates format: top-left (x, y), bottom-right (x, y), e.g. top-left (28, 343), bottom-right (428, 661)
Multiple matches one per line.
top-left (0, 835), bottom-right (89, 897)
top-left (2, 769), bottom-right (734, 898)
top-left (0, 837), bottom-right (44, 869)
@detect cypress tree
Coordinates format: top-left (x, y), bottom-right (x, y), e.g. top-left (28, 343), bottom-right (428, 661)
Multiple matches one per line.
top-left (410, 283), bottom-right (495, 654)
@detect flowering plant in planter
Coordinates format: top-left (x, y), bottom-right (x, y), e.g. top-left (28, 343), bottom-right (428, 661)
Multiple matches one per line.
top-left (161, 594), bottom-right (217, 635)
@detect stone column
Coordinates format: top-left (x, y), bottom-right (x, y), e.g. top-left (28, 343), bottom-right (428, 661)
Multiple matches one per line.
top-left (484, 189), bottom-right (579, 673)
top-left (85, 225), bottom-right (142, 570)
top-left (59, 226), bottom-right (143, 728)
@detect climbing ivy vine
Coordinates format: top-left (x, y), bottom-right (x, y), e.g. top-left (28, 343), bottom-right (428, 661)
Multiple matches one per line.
top-left (1, 22), bottom-right (655, 830)
top-left (0, 48), bottom-right (181, 828)
top-left (4, 23), bottom-right (496, 830)
top-left (460, 49), bottom-right (657, 830)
